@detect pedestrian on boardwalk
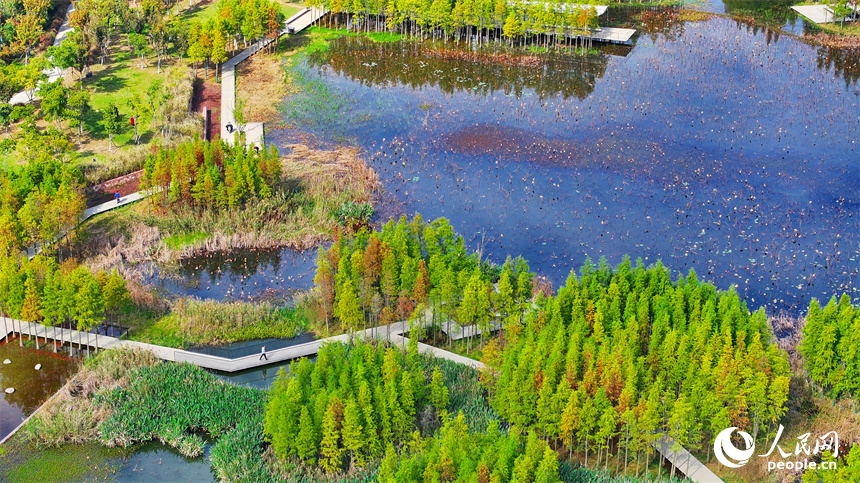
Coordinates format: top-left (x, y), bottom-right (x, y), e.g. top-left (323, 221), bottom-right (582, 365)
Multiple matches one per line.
top-left (115, 190), bottom-right (121, 204)
top-left (260, 345), bottom-right (268, 361)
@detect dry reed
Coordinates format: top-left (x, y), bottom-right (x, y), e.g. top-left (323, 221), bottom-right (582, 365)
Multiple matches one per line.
top-left (25, 348), bottom-right (160, 447)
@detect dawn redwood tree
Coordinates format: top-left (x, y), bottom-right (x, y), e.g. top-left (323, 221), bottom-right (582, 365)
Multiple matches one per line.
top-left (319, 397), bottom-right (345, 473)
top-left (20, 276), bottom-right (42, 349)
top-left (100, 270), bottom-right (129, 334)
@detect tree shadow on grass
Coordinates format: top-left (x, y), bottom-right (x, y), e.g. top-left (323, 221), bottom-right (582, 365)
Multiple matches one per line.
top-left (82, 109), bottom-right (107, 140)
top-left (279, 33), bottom-right (312, 52)
top-left (91, 72), bottom-right (128, 94)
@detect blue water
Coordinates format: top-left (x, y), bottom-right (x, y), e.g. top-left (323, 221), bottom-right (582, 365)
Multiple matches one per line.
top-left (270, 15), bottom-right (859, 315)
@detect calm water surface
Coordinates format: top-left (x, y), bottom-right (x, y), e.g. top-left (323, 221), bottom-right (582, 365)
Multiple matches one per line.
top-left (110, 442), bottom-right (216, 482)
top-left (270, 15), bottom-right (858, 314)
top-left (143, 247), bottom-right (318, 301)
top-left (0, 342), bottom-right (76, 442)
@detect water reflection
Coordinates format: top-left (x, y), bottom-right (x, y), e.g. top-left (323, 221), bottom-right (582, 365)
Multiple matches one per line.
top-left (310, 37), bottom-right (616, 101)
top-left (0, 342), bottom-right (76, 441)
top-left (271, 16), bottom-right (858, 314)
top-left (143, 248), bottom-right (318, 301)
top-left (112, 442), bottom-right (216, 483)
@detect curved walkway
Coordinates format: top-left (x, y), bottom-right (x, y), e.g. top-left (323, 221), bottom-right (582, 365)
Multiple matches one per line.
top-left (1, 314), bottom-right (723, 483)
top-left (1, 314), bottom-right (483, 373)
top-left (26, 191), bottom-right (146, 259)
top-left (220, 7), bottom-right (327, 147)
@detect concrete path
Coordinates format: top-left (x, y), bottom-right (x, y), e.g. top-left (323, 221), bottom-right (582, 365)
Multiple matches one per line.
top-left (653, 434), bottom-right (724, 483)
top-left (0, 316), bottom-right (480, 373)
top-left (221, 7), bottom-right (327, 147)
top-left (791, 4), bottom-right (858, 24)
top-left (25, 191), bottom-right (146, 259)
top-left (588, 27), bottom-right (636, 44)
top-left (9, 2), bottom-right (76, 105)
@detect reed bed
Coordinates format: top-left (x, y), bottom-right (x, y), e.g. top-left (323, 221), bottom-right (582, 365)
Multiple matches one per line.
top-left (168, 298), bottom-right (306, 345)
top-left (98, 362), bottom-right (273, 480)
top-left (25, 348), bottom-right (160, 447)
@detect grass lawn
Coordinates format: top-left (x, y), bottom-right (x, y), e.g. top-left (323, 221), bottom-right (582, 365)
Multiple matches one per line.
top-left (130, 314), bottom-right (186, 348)
top-left (182, 0), bottom-right (304, 25)
top-left (75, 49), bottom-right (167, 163)
top-left (304, 25), bottom-right (404, 43)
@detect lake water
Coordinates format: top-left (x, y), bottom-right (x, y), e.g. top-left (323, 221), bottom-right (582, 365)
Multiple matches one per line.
top-left (267, 13), bottom-right (858, 315)
top-left (143, 247), bottom-right (318, 301)
top-left (0, 341), bottom-right (76, 442)
top-left (110, 442), bottom-right (216, 482)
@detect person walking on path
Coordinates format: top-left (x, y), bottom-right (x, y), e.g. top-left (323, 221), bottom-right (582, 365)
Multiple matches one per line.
top-left (115, 191), bottom-right (121, 204)
top-left (260, 345), bottom-right (268, 361)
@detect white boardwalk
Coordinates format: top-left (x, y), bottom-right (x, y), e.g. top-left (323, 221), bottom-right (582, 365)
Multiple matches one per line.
top-left (653, 434), bottom-right (724, 483)
top-left (221, 7), bottom-right (327, 148)
top-left (588, 27), bottom-right (636, 44)
top-left (4, 314), bottom-right (728, 483)
top-left (791, 4), bottom-right (858, 24)
top-left (0, 317), bottom-right (483, 373)
top-left (25, 192), bottom-right (146, 259)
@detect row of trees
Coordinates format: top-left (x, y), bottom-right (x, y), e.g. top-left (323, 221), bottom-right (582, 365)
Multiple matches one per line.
top-left (378, 417), bottom-right (561, 483)
top-left (481, 260), bottom-right (791, 477)
top-left (800, 295), bottom-right (860, 401)
top-left (264, 340), bottom-right (450, 473)
top-left (0, 157), bottom-right (86, 257)
top-left (306, 0), bottom-right (602, 49)
top-left (314, 215), bottom-right (517, 342)
top-left (0, 255), bottom-right (129, 353)
top-left (139, 137), bottom-right (282, 212)
top-left (64, 0), bottom-right (285, 82)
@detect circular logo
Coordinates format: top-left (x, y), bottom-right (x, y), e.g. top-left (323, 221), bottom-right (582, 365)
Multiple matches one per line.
top-left (714, 427), bottom-right (756, 468)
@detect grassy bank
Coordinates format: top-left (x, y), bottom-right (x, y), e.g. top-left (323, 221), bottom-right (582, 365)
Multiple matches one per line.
top-left (130, 299), bottom-right (308, 348)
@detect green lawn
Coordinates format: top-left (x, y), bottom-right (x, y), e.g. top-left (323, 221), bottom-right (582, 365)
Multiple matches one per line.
top-left (182, 0), bottom-right (304, 25)
top-left (130, 314), bottom-right (186, 348)
top-left (72, 49), bottom-right (173, 166)
top-left (180, 0), bottom-right (222, 24)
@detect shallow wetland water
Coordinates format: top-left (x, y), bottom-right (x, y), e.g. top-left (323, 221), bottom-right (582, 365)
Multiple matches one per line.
top-left (271, 14), bottom-right (858, 314)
